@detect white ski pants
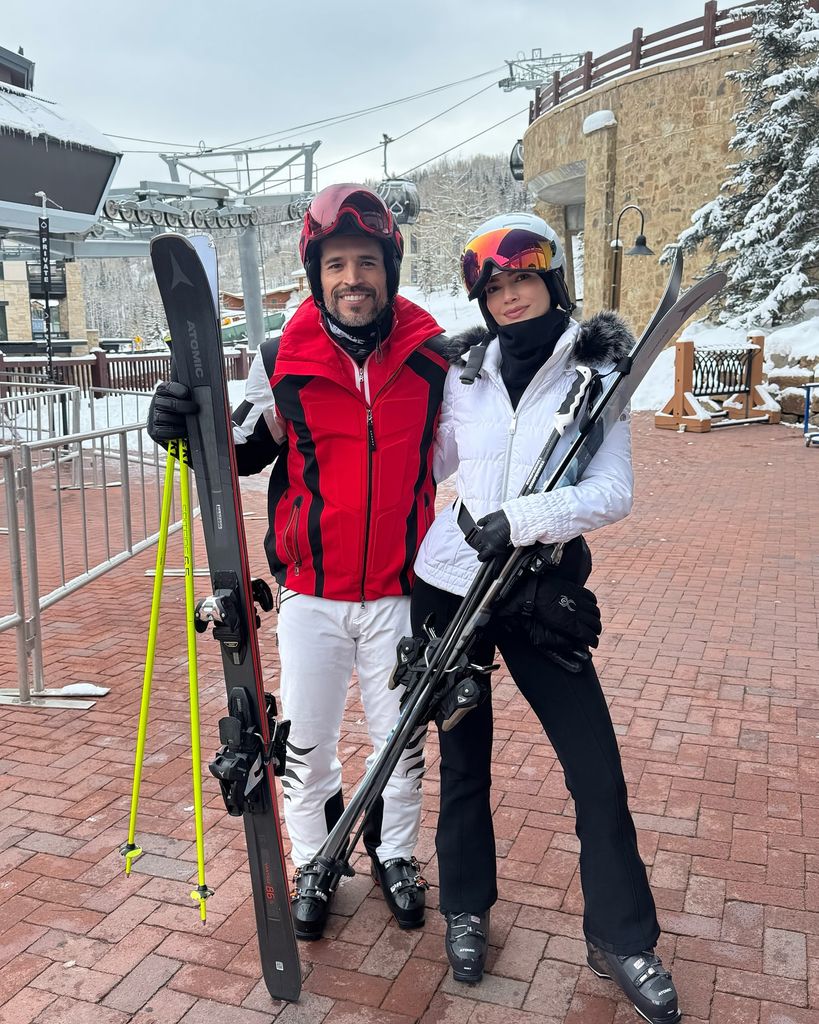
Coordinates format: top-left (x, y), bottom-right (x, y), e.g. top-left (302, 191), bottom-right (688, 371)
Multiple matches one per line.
top-left (276, 591), bottom-right (426, 868)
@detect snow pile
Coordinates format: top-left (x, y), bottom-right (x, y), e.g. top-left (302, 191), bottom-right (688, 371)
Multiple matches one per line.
top-left (0, 82), bottom-right (119, 154)
top-left (583, 110), bottom-right (618, 135)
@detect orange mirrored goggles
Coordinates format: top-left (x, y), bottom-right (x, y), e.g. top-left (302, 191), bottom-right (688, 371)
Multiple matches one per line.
top-left (460, 228), bottom-right (555, 299)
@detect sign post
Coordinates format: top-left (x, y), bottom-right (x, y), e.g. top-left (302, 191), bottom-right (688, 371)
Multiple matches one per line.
top-left (34, 191), bottom-right (57, 382)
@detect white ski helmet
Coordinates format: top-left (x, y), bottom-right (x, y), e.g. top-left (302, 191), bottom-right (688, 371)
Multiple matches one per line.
top-left (460, 212), bottom-right (573, 321)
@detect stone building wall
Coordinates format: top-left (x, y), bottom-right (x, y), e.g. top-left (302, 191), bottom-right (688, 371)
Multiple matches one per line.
top-left (523, 46), bottom-right (751, 333)
top-left (0, 261), bottom-right (33, 340)
top-left (60, 261), bottom-right (87, 343)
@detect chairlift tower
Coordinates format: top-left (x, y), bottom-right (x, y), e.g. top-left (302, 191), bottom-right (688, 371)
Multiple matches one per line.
top-left (499, 50), bottom-right (583, 183)
top-left (498, 49), bottom-right (584, 92)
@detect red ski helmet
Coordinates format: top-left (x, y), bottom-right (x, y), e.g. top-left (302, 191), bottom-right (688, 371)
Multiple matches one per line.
top-left (299, 183), bottom-right (404, 306)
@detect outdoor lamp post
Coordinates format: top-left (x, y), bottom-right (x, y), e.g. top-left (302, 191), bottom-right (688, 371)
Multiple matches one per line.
top-left (609, 204), bottom-right (654, 311)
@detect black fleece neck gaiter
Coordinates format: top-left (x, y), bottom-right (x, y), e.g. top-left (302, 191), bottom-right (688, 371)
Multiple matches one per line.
top-left (498, 307), bottom-right (569, 409)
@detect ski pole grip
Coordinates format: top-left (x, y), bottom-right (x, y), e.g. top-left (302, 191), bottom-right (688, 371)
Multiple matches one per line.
top-left (553, 366), bottom-right (593, 435)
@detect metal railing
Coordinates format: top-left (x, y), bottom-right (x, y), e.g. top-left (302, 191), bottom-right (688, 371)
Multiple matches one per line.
top-left (0, 447), bottom-right (29, 703)
top-left (0, 416), bottom-right (188, 707)
top-left (692, 344), bottom-right (755, 397)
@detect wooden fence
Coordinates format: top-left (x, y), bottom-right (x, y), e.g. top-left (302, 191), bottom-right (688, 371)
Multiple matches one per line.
top-left (530, 1), bottom-right (819, 122)
top-left (0, 347), bottom-right (252, 395)
top-left (655, 334), bottom-right (781, 432)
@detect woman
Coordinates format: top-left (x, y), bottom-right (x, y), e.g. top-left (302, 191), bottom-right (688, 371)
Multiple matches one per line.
top-left (411, 214), bottom-right (680, 1024)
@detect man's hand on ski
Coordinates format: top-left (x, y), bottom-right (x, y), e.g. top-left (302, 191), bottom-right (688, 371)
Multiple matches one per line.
top-left (467, 510), bottom-right (512, 562)
top-left (147, 380), bottom-right (198, 445)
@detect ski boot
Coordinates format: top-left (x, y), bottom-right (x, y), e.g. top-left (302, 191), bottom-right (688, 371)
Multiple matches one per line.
top-left (586, 942), bottom-right (681, 1024)
top-left (370, 856), bottom-right (428, 929)
top-left (290, 861), bottom-right (337, 941)
top-left (444, 910), bottom-right (489, 983)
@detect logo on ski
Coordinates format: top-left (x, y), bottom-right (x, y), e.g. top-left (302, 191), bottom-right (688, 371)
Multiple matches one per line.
top-left (186, 320), bottom-right (205, 380)
top-left (169, 250), bottom-right (194, 290)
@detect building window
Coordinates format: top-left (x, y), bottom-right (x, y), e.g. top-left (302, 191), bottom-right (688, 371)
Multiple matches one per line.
top-left (411, 263), bottom-right (419, 285)
top-left (0, 262), bottom-right (5, 281)
top-left (0, 306), bottom-right (7, 342)
top-left (30, 299), bottom-right (64, 339)
top-left (410, 234), bottom-right (419, 255)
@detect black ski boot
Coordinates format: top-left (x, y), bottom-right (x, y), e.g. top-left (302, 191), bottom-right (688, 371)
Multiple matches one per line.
top-left (586, 942), bottom-right (681, 1024)
top-left (371, 856), bottom-right (428, 929)
top-left (290, 862), bottom-right (337, 941)
top-left (444, 911), bottom-right (489, 983)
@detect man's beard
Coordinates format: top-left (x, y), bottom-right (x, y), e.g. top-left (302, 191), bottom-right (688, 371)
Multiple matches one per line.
top-left (326, 287), bottom-right (388, 327)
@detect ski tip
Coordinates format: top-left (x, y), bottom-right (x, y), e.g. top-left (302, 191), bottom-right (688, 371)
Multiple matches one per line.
top-left (189, 233), bottom-right (217, 261)
top-left (149, 232), bottom-right (194, 256)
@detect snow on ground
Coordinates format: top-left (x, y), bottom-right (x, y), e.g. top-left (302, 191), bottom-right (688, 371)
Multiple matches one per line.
top-left (398, 285), bottom-right (485, 336)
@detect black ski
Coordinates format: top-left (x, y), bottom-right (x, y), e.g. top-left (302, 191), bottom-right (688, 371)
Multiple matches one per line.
top-left (151, 233), bottom-right (301, 1003)
top-left (308, 251), bottom-right (725, 884)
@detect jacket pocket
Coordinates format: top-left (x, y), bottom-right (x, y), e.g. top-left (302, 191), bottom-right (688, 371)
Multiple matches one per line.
top-left (281, 496), bottom-right (304, 574)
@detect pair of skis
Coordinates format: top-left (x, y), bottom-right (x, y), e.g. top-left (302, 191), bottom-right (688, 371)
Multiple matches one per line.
top-left (150, 235), bottom-right (301, 1002)
top-left (148, 233), bottom-right (723, 1004)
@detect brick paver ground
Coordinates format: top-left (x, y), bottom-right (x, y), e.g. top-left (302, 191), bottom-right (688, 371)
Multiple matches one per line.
top-left (0, 413), bottom-right (817, 1024)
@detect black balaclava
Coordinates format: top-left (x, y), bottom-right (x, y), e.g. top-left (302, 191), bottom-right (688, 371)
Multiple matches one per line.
top-left (497, 306), bottom-right (570, 410)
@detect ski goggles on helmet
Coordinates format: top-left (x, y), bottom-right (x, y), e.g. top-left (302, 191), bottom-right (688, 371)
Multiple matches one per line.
top-left (302, 184), bottom-right (394, 245)
top-left (460, 227), bottom-right (556, 300)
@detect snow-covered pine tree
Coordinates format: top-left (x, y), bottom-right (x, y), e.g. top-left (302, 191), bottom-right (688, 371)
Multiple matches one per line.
top-left (677, 0), bottom-right (819, 327)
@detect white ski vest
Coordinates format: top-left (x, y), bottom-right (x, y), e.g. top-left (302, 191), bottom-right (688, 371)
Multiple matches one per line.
top-left (414, 321), bottom-right (633, 596)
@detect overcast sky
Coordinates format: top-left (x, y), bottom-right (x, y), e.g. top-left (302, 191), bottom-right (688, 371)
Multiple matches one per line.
top-left (5, 0), bottom-right (719, 192)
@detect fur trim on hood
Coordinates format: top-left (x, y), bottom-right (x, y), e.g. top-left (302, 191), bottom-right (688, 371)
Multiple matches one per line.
top-left (426, 328), bottom-right (486, 366)
top-left (447, 311), bottom-right (635, 369)
top-left (441, 325), bottom-right (490, 365)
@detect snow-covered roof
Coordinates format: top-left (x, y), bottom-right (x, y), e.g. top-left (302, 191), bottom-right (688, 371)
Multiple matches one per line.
top-left (0, 81), bottom-right (120, 155)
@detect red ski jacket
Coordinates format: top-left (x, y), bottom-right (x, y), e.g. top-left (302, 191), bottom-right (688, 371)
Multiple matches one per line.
top-left (264, 296), bottom-right (449, 601)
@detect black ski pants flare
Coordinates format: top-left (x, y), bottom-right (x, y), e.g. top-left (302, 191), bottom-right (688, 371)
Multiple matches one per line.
top-left (412, 577), bottom-right (660, 957)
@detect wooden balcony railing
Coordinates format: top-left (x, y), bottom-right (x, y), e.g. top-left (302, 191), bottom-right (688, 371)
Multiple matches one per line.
top-left (529, 1), bottom-right (819, 122)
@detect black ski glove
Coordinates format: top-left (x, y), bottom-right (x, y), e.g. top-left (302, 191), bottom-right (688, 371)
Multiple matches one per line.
top-left (526, 577), bottom-right (601, 649)
top-left (466, 509), bottom-right (512, 562)
top-left (494, 573), bottom-right (602, 673)
top-left (147, 380), bottom-right (198, 445)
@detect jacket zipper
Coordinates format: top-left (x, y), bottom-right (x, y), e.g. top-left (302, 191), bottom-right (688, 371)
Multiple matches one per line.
top-left (489, 325), bottom-right (576, 499)
top-left (360, 408), bottom-right (376, 603)
top-left (356, 361), bottom-right (405, 604)
top-left (501, 409), bottom-right (518, 497)
top-left (282, 495), bottom-right (303, 574)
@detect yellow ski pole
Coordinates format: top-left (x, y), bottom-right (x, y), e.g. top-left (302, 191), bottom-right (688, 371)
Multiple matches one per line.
top-left (179, 439), bottom-right (213, 922)
top-left (120, 442), bottom-right (177, 875)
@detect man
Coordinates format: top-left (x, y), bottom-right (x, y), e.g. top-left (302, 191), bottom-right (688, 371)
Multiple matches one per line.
top-left (148, 184), bottom-right (450, 941)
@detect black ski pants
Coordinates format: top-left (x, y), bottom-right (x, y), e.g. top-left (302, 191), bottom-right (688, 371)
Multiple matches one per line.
top-left (411, 577), bottom-right (661, 956)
